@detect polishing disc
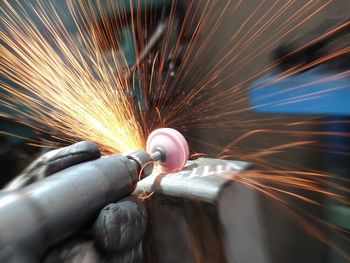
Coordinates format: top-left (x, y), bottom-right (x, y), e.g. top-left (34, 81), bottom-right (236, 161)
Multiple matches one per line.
top-left (146, 128), bottom-right (189, 173)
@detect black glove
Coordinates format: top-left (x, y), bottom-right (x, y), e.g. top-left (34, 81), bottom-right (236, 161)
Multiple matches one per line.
top-left (5, 141), bottom-right (100, 190)
top-left (4, 141), bottom-right (147, 263)
top-left (43, 196), bottom-right (147, 263)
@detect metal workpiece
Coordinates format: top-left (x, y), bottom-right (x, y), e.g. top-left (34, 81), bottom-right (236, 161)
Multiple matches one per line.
top-left (136, 157), bottom-right (252, 203)
top-left (0, 154), bottom-right (143, 262)
top-left (136, 158), bottom-right (271, 263)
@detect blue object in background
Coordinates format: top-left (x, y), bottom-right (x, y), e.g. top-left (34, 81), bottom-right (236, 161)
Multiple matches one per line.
top-left (249, 63), bottom-right (350, 262)
top-left (249, 66), bottom-right (350, 115)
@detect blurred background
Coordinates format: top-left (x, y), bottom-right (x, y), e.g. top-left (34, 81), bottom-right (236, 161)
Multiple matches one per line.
top-left (1, 1), bottom-right (350, 262)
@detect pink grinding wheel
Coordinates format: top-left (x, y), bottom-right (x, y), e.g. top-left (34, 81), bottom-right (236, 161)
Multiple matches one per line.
top-left (146, 128), bottom-right (189, 173)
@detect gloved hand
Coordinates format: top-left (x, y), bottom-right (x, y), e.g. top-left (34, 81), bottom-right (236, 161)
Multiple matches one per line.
top-left (4, 141), bottom-right (147, 263)
top-left (43, 196), bottom-right (147, 263)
